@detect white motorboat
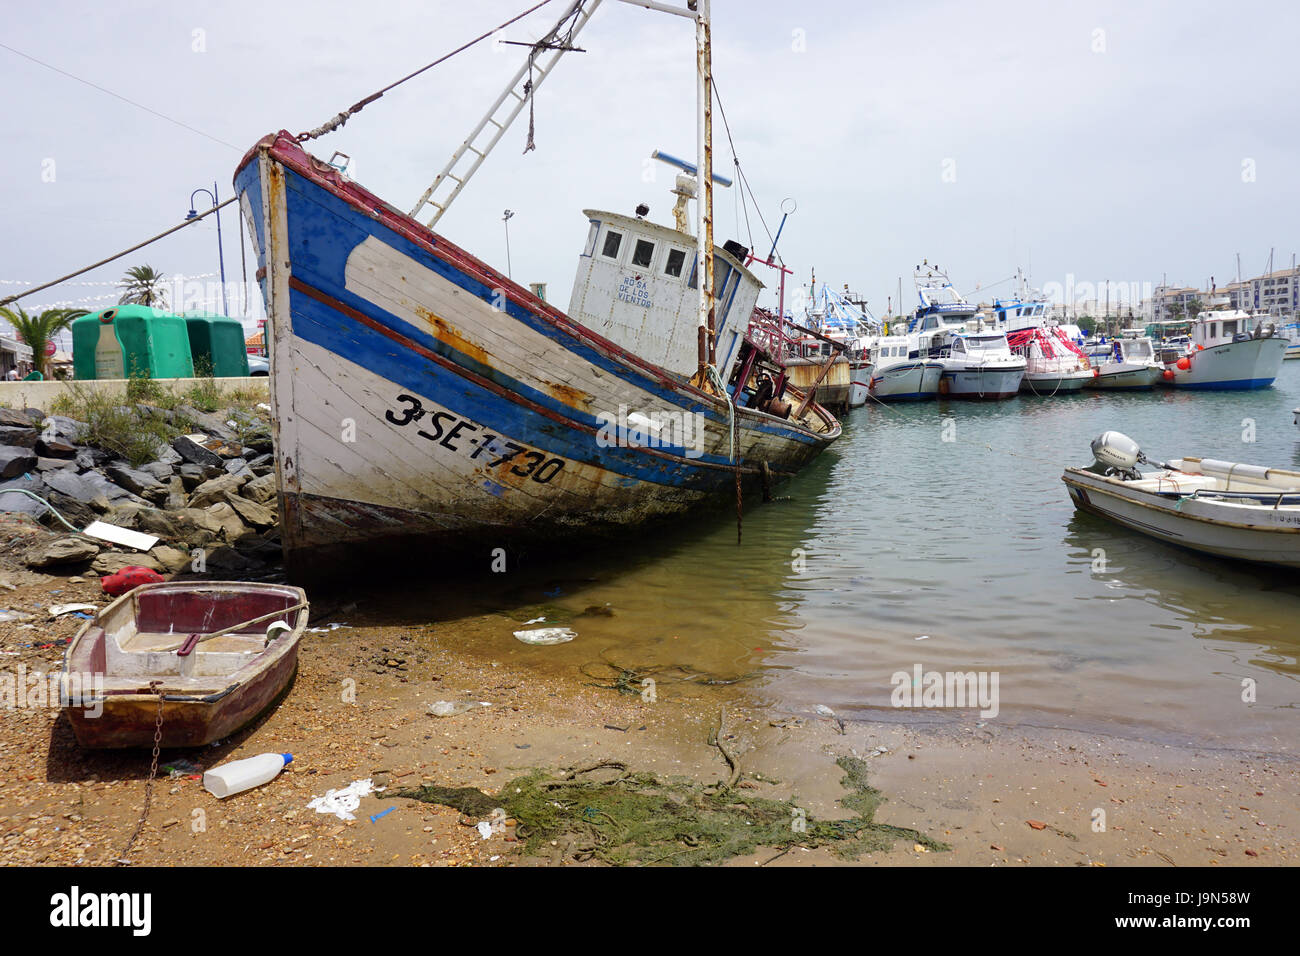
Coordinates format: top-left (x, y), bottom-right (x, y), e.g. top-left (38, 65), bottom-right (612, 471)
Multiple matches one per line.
top-left (925, 330), bottom-right (1026, 399)
top-left (1279, 321), bottom-right (1300, 360)
top-left (1085, 336), bottom-right (1165, 390)
top-left (1063, 431), bottom-right (1300, 568)
top-left (863, 334), bottom-right (942, 401)
top-left (1163, 311), bottom-right (1286, 390)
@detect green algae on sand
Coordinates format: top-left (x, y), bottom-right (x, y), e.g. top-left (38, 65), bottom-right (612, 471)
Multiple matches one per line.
top-left (395, 755), bottom-right (948, 865)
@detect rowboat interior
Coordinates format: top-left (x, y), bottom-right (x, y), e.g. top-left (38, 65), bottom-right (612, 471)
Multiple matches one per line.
top-left (1122, 457), bottom-right (1300, 503)
top-left (65, 583), bottom-right (308, 696)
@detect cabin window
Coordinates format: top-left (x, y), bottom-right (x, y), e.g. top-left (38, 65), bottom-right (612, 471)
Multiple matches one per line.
top-left (952, 339), bottom-right (965, 353)
top-left (664, 248), bottom-right (686, 278)
top-left (1209, 322), bottom-right (1217, 338)
top-left (631, 238), bottom-right (656, 269)
top-left (582, 222), bottom-right (600, 257)
top-left (1222, 320), bottom-right (1237, 335)
top-left (713, 261), bottom-right (733, 298)
top-left (601, 230), bottom-right (623, 260)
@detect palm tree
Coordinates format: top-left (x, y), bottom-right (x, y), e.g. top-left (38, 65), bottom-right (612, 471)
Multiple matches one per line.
top-left (0, 306), bottom-right (86, 377)
top-left (118, 264), bottom-right (168, 308)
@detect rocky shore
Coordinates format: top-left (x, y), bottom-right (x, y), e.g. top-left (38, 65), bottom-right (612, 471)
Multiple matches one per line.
top-left (1, 398), bottom-right (283, 581)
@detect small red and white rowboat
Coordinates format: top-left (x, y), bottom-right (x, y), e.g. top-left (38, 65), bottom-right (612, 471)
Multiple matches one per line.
top-left (59, 582), bottom-right (308, 749)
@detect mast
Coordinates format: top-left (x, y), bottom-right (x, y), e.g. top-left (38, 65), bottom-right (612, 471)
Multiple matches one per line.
top-left (695, 0), bottom-right (715, 381)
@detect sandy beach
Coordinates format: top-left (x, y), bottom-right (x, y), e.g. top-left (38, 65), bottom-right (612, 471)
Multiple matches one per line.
top-left (1, 564), bottom-right (1293, 868)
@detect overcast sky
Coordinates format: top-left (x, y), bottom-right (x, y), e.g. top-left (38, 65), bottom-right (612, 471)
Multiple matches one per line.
top-left (2, 0), bottom-right (1297, 328)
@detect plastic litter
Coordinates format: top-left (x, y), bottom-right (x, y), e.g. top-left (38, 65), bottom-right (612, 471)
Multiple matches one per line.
top-left (476, 821), bottom-right (494, 840)
top-left (100, 566), bottom-right (165, 597)
top-left (513, 627), bottom-right (576, 645)
top-left (307, 778), bottom-right (379, 821)
top-left (0, 610), bottom-right (34, 624)
top-left (48, 603), bottom-right (97, 619)
top-left (428, 700), bottom-right (491, 717)
top-left (203, 753), bottom-right (293, 798)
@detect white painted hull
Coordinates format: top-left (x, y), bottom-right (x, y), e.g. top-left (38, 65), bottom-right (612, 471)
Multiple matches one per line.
top-left (1169, 337), bottom-right (1287, 389)
top-left (1019, 369), bottom-right (1093, 394)
top-left (1063, 468), bottom-right (1300, 568)
top-left (847, 360), bottom-right (874, 408)
top-left (868, 361), bottom-right (942, 401)
top-left (1085, 363), bottom-right (1164, 390)
top-left (937, 360), bottom-right (1025, 400)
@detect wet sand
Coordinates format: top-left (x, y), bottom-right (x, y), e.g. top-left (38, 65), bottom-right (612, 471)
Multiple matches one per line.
top-left (0, 568), bottom-right (1294, 867)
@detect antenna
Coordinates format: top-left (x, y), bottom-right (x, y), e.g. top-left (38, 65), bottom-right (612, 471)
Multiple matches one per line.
top-left (651, 149), bottom-right (732, 233)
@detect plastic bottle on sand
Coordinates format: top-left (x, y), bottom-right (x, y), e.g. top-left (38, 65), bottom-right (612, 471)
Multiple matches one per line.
top-left (203, 753), bottom-right (293, 798)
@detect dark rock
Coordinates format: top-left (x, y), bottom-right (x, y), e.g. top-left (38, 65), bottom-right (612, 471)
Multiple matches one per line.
top-left (153, 444), bottom-right (182, 466)
top-left (189, 472), bottom-right (249, 508)
top-left (242, 472), bottom-right (277, 504)
top-left (178, 463), bottom-right (216, 490)
top-left (0, 475), bottom-right (49, 517)
top-left (0, 425), bottom-right (39, 448)
top-left (171, 435), bottom-right (224, 468)
top-left (91, 551), bottom-right (162, 575)
top-left (35, 457), bottom-right (72, 472)
top-left (26, 535), bottom-right (100, 569)
top-left (0, 407), bottom-right (38, 428)
top-left (41, 469), bottom-right (100, 504)
top-left (205, 546), bottom-right (265, 573)
top-left (178, 407), bottom-right (239, 442)
top-left (140, 461), bottom-right (174, 482)
top-left (0, 446), bottom-right (36, 479)
top-left (225, 493), bottom-right (276, 529)
top-left (105, 463), bottom-right (166, 501)
top-left (37, 416), bottom-right (87, 457)
top-left (43, 490), bottom-right (99, 529)
top-left (74, 446), bottom-right (112, 471)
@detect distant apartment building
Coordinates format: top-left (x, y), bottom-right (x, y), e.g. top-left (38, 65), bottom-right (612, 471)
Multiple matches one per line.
top-left (1241, 267), bottom-right (1299, 317)
top-left (1141, 268), bottom-right (1297, 322)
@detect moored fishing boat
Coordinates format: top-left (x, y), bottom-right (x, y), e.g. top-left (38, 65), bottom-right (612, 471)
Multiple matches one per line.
top-left (59, 582), bottom-right (309, 749)
top-left (1063, 432), bottom-right (1300, 568)
top-left (864, 334), bottom-right (942, 401)
top-left (1007, 326), bottom-right (1094, 394)
top-left (1085, 336), bottom-right (1165, 390)
top-left (1163, 310), bottom-right (1286, 389)
top-left (234, 2), bottom-right (840, 576)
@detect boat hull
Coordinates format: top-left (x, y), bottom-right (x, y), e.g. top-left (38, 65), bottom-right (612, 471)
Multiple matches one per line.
top-left (1020, 370), bottom-right (1092, 394)
top-left (1063, 468), bottom-right (1300, 568)
top-left (868, 362), bottom-right (942, 401)
top-left (938, 364), bottom-right (1024, 400)
top-left (1085, 364), bottom-right (1164, 390)
top-left (1168, 338), bottom-right (1287, 389)
top-left (846, 360), bottom-right (874, 408)
top-left (235, 133), bottom-right (838, 574)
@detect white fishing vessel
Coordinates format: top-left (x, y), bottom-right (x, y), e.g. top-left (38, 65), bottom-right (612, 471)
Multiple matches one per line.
top-left (1164, 311), bottom-right (1286, 390)
top-left (1279, 321), bottom-right (1300, 360)
top-left (863, 334), bottom-right (942, 401)
top-left (1085, 336), bottom-right (1165, 390)
top-left (807, 283), bottom-right (880, 409)
top-left (1064, 432), bottom-right (1300, 568)
top-left (1007, 326), bottom-right (1094, 394)
top-left (909, 264), bottom-right (1025, 399)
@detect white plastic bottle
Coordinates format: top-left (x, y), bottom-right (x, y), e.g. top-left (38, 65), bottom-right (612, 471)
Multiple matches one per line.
top-left (203, 753), bottom-right (293, 798)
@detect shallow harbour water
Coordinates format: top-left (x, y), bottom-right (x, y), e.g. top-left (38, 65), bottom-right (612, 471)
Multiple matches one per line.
top-left (424, 363), bottom-right (1300, 754)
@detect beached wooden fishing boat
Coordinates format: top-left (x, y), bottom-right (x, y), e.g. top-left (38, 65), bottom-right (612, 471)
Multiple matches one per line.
top-left (1063, 432), bottom-right (1300, 568)
top-left (233, 2), bottom-right (839, 577)
top-left (59, 582), bottom-right (308, 749)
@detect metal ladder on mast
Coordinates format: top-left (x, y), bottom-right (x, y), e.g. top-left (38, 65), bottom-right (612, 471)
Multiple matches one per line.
top-left (408, 0), bottom-right (604, 228)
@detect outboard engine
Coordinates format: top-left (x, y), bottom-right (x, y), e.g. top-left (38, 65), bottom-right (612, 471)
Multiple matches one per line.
top-left (1091, 430), bottom-right (1143, 477)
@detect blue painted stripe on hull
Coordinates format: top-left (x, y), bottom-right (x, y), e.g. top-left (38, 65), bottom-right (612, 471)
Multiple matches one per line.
top-left (286, 284), bottom-right (764, 487)
top-left (1175, 378), bottom-right (1276, 390)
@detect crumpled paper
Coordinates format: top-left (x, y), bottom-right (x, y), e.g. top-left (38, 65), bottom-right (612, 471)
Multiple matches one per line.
top-left (307, 778), bottom-right (382, 821)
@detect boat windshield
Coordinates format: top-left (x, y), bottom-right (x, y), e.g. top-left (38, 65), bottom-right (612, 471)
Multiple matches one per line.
top-left (1124, 340), bottom-right (1153, 359)
top-left (966, 335), bottom-right (1007, 351)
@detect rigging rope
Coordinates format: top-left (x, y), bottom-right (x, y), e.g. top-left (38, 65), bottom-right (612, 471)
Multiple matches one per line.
top-left (0, 198), bottom-right (237, 308)
top-left (297, 0), bottom-right (558, 142)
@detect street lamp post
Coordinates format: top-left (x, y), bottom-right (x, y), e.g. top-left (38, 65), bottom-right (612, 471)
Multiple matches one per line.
top-left (187, 182), bottom-right (229, 316)
top-left (502, 209), bottom-right (515, 280)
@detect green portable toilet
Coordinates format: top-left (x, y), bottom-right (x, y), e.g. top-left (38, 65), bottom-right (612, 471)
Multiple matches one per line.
top-left (185, 314), bottom-right (250, 377)
top-left (72, 306), bottom-right (194, 380)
